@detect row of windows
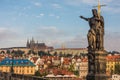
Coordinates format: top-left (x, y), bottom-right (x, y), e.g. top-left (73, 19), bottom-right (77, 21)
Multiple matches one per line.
top-left (14, 70), bottom-right (34, 74)
top-left (3, 69), bottom-right (34, 74)
top-left (5, 61), bottom-right (29, 64)
top-left (0, 67), bottom-right (34, 71)
top-left (14, 66), bottom-right (34, 69)
top-left (107, 62), bottom-right (120, 64)
top-left (107, 65), bottom-right (114, 68)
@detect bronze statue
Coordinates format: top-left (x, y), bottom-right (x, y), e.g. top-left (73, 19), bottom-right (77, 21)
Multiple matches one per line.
top-left (80, 9), bottom-right (104, 50)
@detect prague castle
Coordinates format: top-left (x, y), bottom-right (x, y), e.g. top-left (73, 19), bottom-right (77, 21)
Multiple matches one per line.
top-left (0, 38), bottom-right (54, 54)
top-left (26, 38), bottom-right (54, 51)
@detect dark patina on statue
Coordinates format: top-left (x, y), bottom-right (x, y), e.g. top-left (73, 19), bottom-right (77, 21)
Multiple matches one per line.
top-left (80, 9), bottom-right (107, 80)
top-left (80, 9), bottom-right (104, 51)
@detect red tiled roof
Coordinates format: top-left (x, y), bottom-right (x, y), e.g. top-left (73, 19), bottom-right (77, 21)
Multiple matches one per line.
top-left (30, 57), bottom-right (39, 63)
top-left (82, 58), bottom-right (88, 62)
top-left (63, 58), bottom-right (71, 65)
top-left (106, 55), bottom-right (120, 61)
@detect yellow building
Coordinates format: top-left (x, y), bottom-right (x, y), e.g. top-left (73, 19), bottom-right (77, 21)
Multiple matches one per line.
top-left (0, 58), bottom-right (35, 75)
top-left (106, 54), bottom-right (120, 75)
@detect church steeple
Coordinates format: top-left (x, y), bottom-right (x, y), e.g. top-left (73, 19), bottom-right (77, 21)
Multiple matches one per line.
top-left (26, 39), bottom-right (30, 48)
top-left (29, 37), bottom-right (35, 50)
top-left (31, 37), bottom-right (35, 43)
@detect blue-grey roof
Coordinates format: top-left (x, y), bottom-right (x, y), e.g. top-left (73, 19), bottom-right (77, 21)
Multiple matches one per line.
top-left (0, 57), bottom-right (35, 66)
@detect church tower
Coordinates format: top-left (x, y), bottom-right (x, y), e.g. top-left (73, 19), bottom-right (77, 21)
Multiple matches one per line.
top-left (30, 37), bottom-right (35, 50)
top-left (26, 39), bottom-right (30, 48)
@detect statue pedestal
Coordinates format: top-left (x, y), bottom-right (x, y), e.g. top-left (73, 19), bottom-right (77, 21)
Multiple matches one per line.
top-left (86, 50), bottom-right (108, 80)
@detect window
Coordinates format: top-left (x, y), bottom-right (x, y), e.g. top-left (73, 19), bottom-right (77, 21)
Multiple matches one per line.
top-left (10, 61), bottom-right (12, 64)
top-left (22, 70), bottom-right (24, 74)
top-left (27, 70), bottom-right (29, 73)
top-left (16, 61), bottom-right (18, 64)
top-left (16, 70), bottom-right (18, 73)
top-left (21, 61), bottom-right (23, 64)
top-left (6, 61), bottom-right (9, 64)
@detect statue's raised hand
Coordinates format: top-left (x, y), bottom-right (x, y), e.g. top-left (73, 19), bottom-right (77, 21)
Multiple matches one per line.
top-left (80, 16), bottom-right (84, 19)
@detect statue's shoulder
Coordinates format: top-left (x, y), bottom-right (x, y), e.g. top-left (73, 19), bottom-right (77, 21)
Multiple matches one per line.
top-left (89, 17), bottom-right (94, 20)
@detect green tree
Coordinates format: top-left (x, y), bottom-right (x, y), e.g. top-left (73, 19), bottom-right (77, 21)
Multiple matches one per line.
top-left (114, 63), bottom-right (120, 74)
top-left (74, 70), bottom-right (79, 76)
top-left (34, 71), bottom-right (40, 76)
top-left (38, 51), bottom-right (46, 56)
top-left (68, 64), bottom-right (75, 72)
top-left (6, 50), bottom-right (10, 54)
top-left (28, 50), bottom-right (32, 55)
top-left (53, 52), bottom-right (57, 56)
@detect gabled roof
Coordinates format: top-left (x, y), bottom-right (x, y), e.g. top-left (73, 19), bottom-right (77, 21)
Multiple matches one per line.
top-left (0, 57), bottom-right (35, 66)
top-left (30, 57), bottom-right (39, 63)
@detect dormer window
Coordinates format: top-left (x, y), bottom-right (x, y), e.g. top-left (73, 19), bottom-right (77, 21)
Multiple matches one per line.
top-left (6, 61), bottom-right (9, 64)
top-left (25, 61), bottom-right (28, 64)
top-left (21, 61), bottom-right (23, 64)
top-left (16, 61), bottom-right (18, 64)
top-left (10, 61), bottom-right (12, 64)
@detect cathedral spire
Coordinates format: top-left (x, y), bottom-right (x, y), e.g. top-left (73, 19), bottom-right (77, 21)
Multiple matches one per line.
top-left (26, 39), bottom-right (30, 48)
top-left (32, 37), bottom-right (35, 43)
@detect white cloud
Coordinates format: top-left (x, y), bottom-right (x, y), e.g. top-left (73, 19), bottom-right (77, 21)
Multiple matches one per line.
top-left (65, 0), bottom-right (120, 14)
top-left (64, 0), bottom-right (81, 6)
top-left (52, 3), bottom-right (62, 8)
top-left (56, 16), bottom-right (60, 19)
top-left (49, 14), bottom-right (60, 19)
top-left (64, 35), bottom-right (87, 48)
top-left (0, 27), bottom-right (18, 40)
top-left (82, 0), bottom-right (96, 5)
top-left (105, 31), bottom-right (120, 52)
top-left (18, 13), bottom-right (29, 17)
top-left (23, 6), bottom-right (31, 10)
top-left (40, 26), bottom-right (58, 32)
top-left (40, 26), bottom-right (60, 35)
top-left (82, 0), bottom-right (112, 5)
top-left (35, 26), bottom-right (67, 39)
top-left (65, 0), bottom-right (113, 5)
top-left (36, 13), bottom-right (44, 18)
top-left (34, 2), bottom-right (42, 7)
top-left (49, 14), bottom-right (55, 17)
top-left (103, 6), bottom-right (120, 14)
top-left (0, 27), bottom-right (30, 48)
top-left (40, 13), bottom-right (44, 16)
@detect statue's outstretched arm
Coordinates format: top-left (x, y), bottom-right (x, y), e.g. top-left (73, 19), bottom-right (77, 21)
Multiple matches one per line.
top-left (80, 16), bottom-right (89, 21)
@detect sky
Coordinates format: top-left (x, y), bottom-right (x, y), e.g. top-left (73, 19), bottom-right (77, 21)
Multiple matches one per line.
top-left (0, 0), bottom-right (120, 52)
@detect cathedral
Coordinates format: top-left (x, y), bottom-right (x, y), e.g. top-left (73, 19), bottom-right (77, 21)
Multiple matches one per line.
top-left (26, 38), bottom-right (54, 51)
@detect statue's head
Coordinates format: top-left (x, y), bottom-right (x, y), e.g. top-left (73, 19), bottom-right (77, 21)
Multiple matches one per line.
top-left (92, 9), bottom-right (98, 17)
